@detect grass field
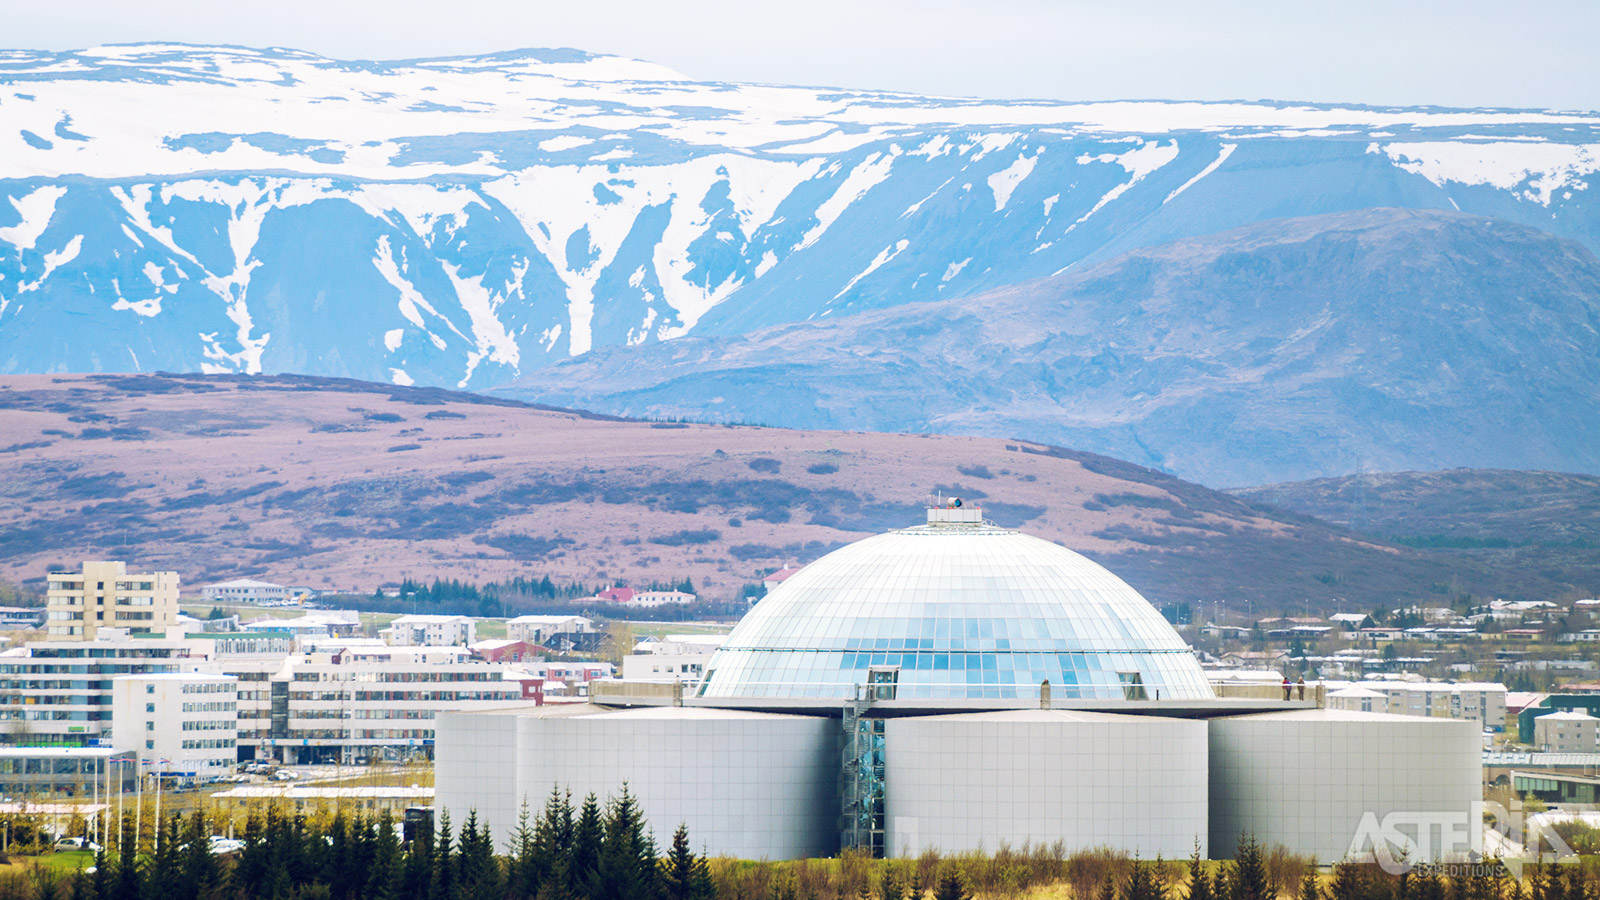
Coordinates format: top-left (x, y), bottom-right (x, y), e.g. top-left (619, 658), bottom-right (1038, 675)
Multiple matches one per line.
top-left (0, 849), bottom-right (94, 876)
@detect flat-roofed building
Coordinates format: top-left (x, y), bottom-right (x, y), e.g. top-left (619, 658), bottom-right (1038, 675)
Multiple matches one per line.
top-left (382, 615), bottom-right (474, 647)
top-left (110, 672), bottom-right (238, 782)
top-left (46, 561), bottom-right (179, 641)
top-left (505, 615), bottom-right (593, 646)
top-left (201, 578), bottom-right (292, 605)
top-left (231, 644), bottom-right (524, 764)
top-left (0, 637), bottom-right (209, 746)
top-left (1536, 710), bottom-right (1600, 752)
top-left (0, 747), bottom-right (135, 800)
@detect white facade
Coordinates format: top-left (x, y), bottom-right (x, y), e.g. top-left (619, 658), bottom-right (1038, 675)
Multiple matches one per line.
top-left (436, 705), bottom-right (837, 860)
top-left (0, 638), bottom-right (208, 745)
top-left (506, 615), bottom-right (593, 646)
top-left (884, 709), bottom-right (1209, 859)
top-left (1535, 710), bottom-right (1600, 752)
top-left (1208, 709), bottom-right (1481, 863)
top-left (110, 672), bottom-right (238, 780)
top-left (202, 579), bottom-right (292, 604)
top-left (223, 645), bottom-right (523, 763)
top-left (620, 635), bottom-right (725, 682)
top-left (383, 615), bottom-right (475, 647)
top-left (1358, 682), bottom-right (1508, 728)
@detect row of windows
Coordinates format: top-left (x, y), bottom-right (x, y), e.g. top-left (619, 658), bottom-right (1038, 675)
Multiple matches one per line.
top-left (181, 701), bottom-right (237, 713)
top-left (298, 671), bottom-right (497, 683)
top-left (180, 720), bottom-right (234, 731)
top-left (181, 739), bottom-right (237, 750)
top-left (181, 683), bottom-right (237, 694)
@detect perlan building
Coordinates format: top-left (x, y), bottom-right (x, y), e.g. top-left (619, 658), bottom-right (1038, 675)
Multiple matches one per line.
top-left (437, 505), bottom-right (1478, 862)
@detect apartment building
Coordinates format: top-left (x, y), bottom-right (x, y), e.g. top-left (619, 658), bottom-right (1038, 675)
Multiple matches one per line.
top-left (223, 644), bottom-right (523, 764)
top-left (381, 615), bottom-right (475, 647)
top-left (0, 637), bottom-right (208, 746)
top-left (1536, 710), bottom-right (1600, 752)
top-left (1327, 680), bottom-right (1508, 729)
top-left (46, 561), bottom-right (179, 640)
top-left (110, 672), bottom-right (238, 782)
top-left (505, 615), bottom-right (593, 646)
top-left (620, 634), bottom-right (726, 683)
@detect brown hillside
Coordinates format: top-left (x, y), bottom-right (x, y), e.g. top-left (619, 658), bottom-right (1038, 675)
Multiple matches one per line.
top-left (0, 374), bottom-right (1544, 610)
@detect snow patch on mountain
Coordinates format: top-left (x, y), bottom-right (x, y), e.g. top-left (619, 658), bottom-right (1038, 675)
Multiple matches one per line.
top-left (1164, 143), bottom-right (1237, 205)
top-left (1068, 140), bottom-right (1181, 231)
top-left (835, 239), bottom-right (910, 299)
top-left (988, 152), bottom-right (1040, 211)
top-left (0, 186), bottom-right (68, 251)
top-left (1377, 141), bottom-right (1600, 206)
top-left (795, 150), bottom-right (898, 252)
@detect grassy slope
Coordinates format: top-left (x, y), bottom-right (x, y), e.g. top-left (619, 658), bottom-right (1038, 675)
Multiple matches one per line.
top-left (0, 373), bottom-right (1566, 611)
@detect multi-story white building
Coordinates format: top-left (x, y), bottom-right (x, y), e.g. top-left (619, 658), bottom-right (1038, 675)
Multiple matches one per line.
top-left (381, 615), bottom-right (475, 647)
top-left (241, 611), bottom-right (359, 639)
top-left (1323, 680), bottom-right (1507, 729)
top-left (222, 644), bottom-right (523, 764)
top-left (505, 615), bottom-right (593, 646)
top-left (110, 672), bottom-right (238, 782)
top-left (46, 561), bottom-right (179, 641)
top-left (1536, 710), bottom-right (1600, 752)
top-left (593, 588), bottom-right (695, 608)
top-left (0, 637), bottom-right (209, 746)
top-left (201, 579), bottom-right (292, 605)
top-left (620, 635), bottom-right (726, 683)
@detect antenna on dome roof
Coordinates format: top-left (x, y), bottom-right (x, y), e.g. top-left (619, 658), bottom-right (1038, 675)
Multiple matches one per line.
top-left (925, 495), bottom-right (984, 526)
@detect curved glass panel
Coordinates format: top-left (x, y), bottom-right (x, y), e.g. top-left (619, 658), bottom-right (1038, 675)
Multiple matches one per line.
top-left (699, 521), bottom-right (1215, 702)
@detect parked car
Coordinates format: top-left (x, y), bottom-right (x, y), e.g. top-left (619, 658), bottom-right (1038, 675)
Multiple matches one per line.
top-left (207, 836), bottom-right (244, 855)
top-left (54, 837), bottom-right (101, 852)
top-left (271, 769), bottom-right (298, 781)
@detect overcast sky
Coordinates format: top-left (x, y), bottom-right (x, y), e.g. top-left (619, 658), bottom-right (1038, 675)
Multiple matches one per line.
top-left (11, 0), bottom-right (1600, 110)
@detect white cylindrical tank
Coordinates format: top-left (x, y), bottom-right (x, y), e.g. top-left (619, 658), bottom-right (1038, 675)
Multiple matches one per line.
top-left (438, 705), bottom-right (838, 860)
top-left (1208, 709), bottom-right (1481, 863)
top-left (884, 709), bottom-right (1209, 858)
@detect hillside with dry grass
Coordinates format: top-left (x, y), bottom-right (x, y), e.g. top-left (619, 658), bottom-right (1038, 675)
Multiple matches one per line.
top-left (0, 373), bottom-right (1558, 609)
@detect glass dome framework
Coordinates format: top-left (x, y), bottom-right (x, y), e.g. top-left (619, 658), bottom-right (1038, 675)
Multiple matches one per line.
top-left (698, 512), bottom-right (1215, 702)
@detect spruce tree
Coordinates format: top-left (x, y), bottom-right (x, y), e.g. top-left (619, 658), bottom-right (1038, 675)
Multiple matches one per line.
top-left (431, 810), bottom-right (456, 900)
top-left (176, 812), bottom-right (222, 900)
top-left (402, 815), bottom-right (436, 900)
top-left (1232, 836), bottom-right (1269, 900)
top-left (321, 811), bottom-right (352, 898)
top-left (140, 815), bottom-right (181, 900)
top-left (1299, 870), bottom-right (1322, 900)
top-left (458, 812), bottom-right (503, 900)
top-left (1327, 861), bottom-right (1365, 900)
top-left (366, 811), bottom-right (403, 900)
top-left (113, 814), bottom-right (141, 900)
top-left (591, 786), bottom-right (660, 900)
top-left (568, 794), bottom-right (604, 899)
top-left (881, 865), bottom-right (905, 900)
top-left (935, 868), bottom-right (971, 900)
top-left (1189, 842), bottom-right (1213, 900)
top-left (1126, 862), bottom-right (1162, 900)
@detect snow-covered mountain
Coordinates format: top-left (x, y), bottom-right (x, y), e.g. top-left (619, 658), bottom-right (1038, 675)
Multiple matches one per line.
top-left (3, 43), bottom-right (1599, 390)
top-left (505, 208), bottom-right (1600, 486)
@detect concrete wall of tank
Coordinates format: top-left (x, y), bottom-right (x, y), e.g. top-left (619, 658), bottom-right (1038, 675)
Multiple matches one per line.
top-left (1208, 710), bottom-right (1481, 863)
top-left (437, 706), bottom-right (839, 860)
top-left (883, 710), bottom-right (1210, 859)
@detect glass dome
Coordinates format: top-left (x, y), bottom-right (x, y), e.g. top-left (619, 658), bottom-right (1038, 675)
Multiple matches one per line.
top-left (698, 509), bottom-right (1215, 702)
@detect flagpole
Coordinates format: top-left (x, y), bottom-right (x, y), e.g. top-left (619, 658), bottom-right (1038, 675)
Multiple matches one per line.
top-left (154, 764), bottom-right (162, 855)
top-left (135, 760), bottom-right (142, 853)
